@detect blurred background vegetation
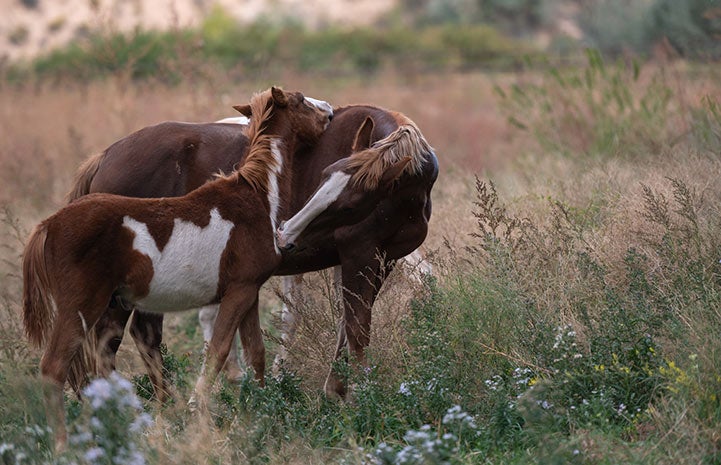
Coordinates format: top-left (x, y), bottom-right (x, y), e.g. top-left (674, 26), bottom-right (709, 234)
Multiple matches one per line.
top-left (2, 0), bottom-right (719, 83)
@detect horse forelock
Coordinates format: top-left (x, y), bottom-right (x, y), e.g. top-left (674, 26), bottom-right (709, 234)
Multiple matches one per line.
top-left (348, 121), bottom-right (434, 191)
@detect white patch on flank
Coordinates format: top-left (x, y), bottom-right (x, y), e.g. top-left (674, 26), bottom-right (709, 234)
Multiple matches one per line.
top-left (279, 171), bottom-right (350, 247)
top-left (268, 138), bottom-right (284, 254)
top-left (215, 116), bottom-right (250, 125)
top-left (122, 207), bottom-right (235, 312)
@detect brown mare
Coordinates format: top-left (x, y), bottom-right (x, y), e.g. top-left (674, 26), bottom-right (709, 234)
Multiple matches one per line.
top-left (23, 87), bottom-right (339, 448)
top-left (68, 103), bottom-right (438, 398)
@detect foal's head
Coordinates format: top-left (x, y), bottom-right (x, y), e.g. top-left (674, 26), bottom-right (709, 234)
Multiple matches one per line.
top-left (277, 116), bottom-right (412, 249)
top-left (234, 86), bottom-right (333, 147)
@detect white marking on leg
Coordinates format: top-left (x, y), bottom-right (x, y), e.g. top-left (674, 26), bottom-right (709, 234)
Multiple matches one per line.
top-left (400, 249), bottom-right (433, 284)
top-left (273, 275), bottom-right (304, 372)
top-left (198, 304), bottom-right (242, 376)
top-left (277, 171), bottom-right (351, 247)
top-left (332, 265), bottom-right (343, 309)
top-left (198, 305), bottom-right (219, 344)
top-left (122, 207), bottom-right (235, 312)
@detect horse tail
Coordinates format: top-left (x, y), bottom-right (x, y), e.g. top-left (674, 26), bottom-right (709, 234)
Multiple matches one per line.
top-left (65, 151), bottom-right (103, 203)
top-left (62, 152), bottom-right (106, 391)
top-left (22, 222), bottom-right (54, 348)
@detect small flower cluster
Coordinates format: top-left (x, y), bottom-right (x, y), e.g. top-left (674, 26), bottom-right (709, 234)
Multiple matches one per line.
top-left (551, 325), bottom-right (583, 369)
top-left (0, 425), bottom-right (52, 464)
top-left (69, 372), bottom-right (153, 465)
top-left (0, 443), bottom-right (28, 464)
top-left (370, 405), bottom-right (480, 465)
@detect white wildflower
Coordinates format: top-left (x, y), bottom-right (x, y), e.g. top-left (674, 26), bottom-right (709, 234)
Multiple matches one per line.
top-left (84, 446), bottom-right (105, 463)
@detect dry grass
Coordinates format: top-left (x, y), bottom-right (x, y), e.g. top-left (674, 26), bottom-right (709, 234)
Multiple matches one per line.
top-left (1, 62), bottom-right (720, 463)
top-left (1, 63), bottom-right (717, 373)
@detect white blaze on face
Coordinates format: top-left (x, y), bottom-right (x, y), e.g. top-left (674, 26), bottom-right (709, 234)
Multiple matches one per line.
top-left (122, 207), bottom-right (235, 312)
top-left (278, 171), bottom-right (351, 248)
top-left (305, 97), bottom-right (333, 124)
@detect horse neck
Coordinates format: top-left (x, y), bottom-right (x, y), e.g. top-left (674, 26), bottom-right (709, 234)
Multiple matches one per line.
top-left (241, 130), bottom-right (300, 238)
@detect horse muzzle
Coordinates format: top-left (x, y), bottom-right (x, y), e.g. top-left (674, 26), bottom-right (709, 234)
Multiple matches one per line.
top-left (276, 223), bottom-right (295, 251)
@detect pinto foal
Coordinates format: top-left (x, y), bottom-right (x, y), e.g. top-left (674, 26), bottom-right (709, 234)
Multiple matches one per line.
top-left (22, 87), bottom-right (332, 449)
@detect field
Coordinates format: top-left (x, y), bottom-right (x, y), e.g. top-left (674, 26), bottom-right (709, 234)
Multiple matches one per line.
top-left (1, 57), bottom-right (720, 464)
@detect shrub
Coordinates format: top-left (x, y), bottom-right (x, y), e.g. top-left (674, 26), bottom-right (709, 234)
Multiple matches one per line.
top-left (647, 0), bottom-right (721, 60)
top-left (497, 49), bottom-right (675, 158)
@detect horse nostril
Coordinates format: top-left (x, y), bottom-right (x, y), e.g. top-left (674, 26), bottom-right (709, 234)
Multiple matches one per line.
top-left (328, 113), bottom-right (334, 121)
top-left (282, 243), bottom-right (295, 252)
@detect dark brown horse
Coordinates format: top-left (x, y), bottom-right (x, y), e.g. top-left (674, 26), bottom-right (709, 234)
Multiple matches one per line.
top-left (23, 87), bottom-right (336, 449)
top-left (68, 103), bottom-right (438, 398)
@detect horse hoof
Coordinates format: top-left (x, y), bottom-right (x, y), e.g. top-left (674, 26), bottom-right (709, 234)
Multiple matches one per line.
top-left (223, 368), bottom-right (244, 384)
top-left (323, 377), bottom-right (346, 399)
top-left (187, 393), bottom-right (200, 413)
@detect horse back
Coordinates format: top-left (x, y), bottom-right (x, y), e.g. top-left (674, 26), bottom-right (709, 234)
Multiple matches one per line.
top-left (89, 122), bottom-right (249, 198)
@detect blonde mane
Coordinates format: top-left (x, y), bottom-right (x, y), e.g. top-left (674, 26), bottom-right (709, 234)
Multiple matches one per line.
top-left (346, 118), bottom-right (433, 191)
top-left (231, 90), bottom-right (278, 192)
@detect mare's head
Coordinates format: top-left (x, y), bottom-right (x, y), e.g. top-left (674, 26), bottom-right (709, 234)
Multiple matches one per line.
top-left (276, 116), bottom-right (412, 249)
top-left (234, 86), bottom-right (333, 148)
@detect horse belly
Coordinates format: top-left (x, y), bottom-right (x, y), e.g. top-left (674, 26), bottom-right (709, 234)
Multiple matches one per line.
top-left (134, 263), bottom-right (220, 313)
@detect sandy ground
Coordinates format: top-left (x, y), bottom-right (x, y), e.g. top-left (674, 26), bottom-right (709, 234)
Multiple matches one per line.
top-left (0, 0), bottom-right (396, 62)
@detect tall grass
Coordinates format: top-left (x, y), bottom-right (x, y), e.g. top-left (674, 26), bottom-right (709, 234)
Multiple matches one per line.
top-left (1, 58), bottom-right (720, 463)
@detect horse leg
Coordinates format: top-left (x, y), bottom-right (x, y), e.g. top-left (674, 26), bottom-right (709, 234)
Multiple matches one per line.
top-left (91, 297), bottom-right (132, 378)
top-left (193, 285), bottom-right (260, 403)
top-left (198, 304), bottom-right (242, 381)
top-left (272, 274), bottom-right (305, 373)
top-left (41, 290), bottom-right (113, 451)
top-left (399, 248), bottom-right (433, 284)
top-left (324, 258), bottom-right (394, 398)
top-left (129, 310), bottom-right (169, 401)
top-left (238, 295), bottom-right (265, 384)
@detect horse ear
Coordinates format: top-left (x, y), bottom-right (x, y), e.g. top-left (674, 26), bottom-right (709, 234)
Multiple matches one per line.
top-left (352, 117), bottom-right (374, 152)
top-left (233, 104), bottom-right (252, 117)
top-left (271, 86), bottom-right (288, 107)
top-left (379, 157), bottom-right (412, 192)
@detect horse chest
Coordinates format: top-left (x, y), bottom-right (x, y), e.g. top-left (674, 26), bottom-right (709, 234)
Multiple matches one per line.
top-left (122, 207), bottom-right (235, 312)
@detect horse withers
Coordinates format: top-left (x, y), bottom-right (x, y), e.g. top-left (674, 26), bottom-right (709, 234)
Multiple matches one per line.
top-left (22, 87), bottom-right (337, 449)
